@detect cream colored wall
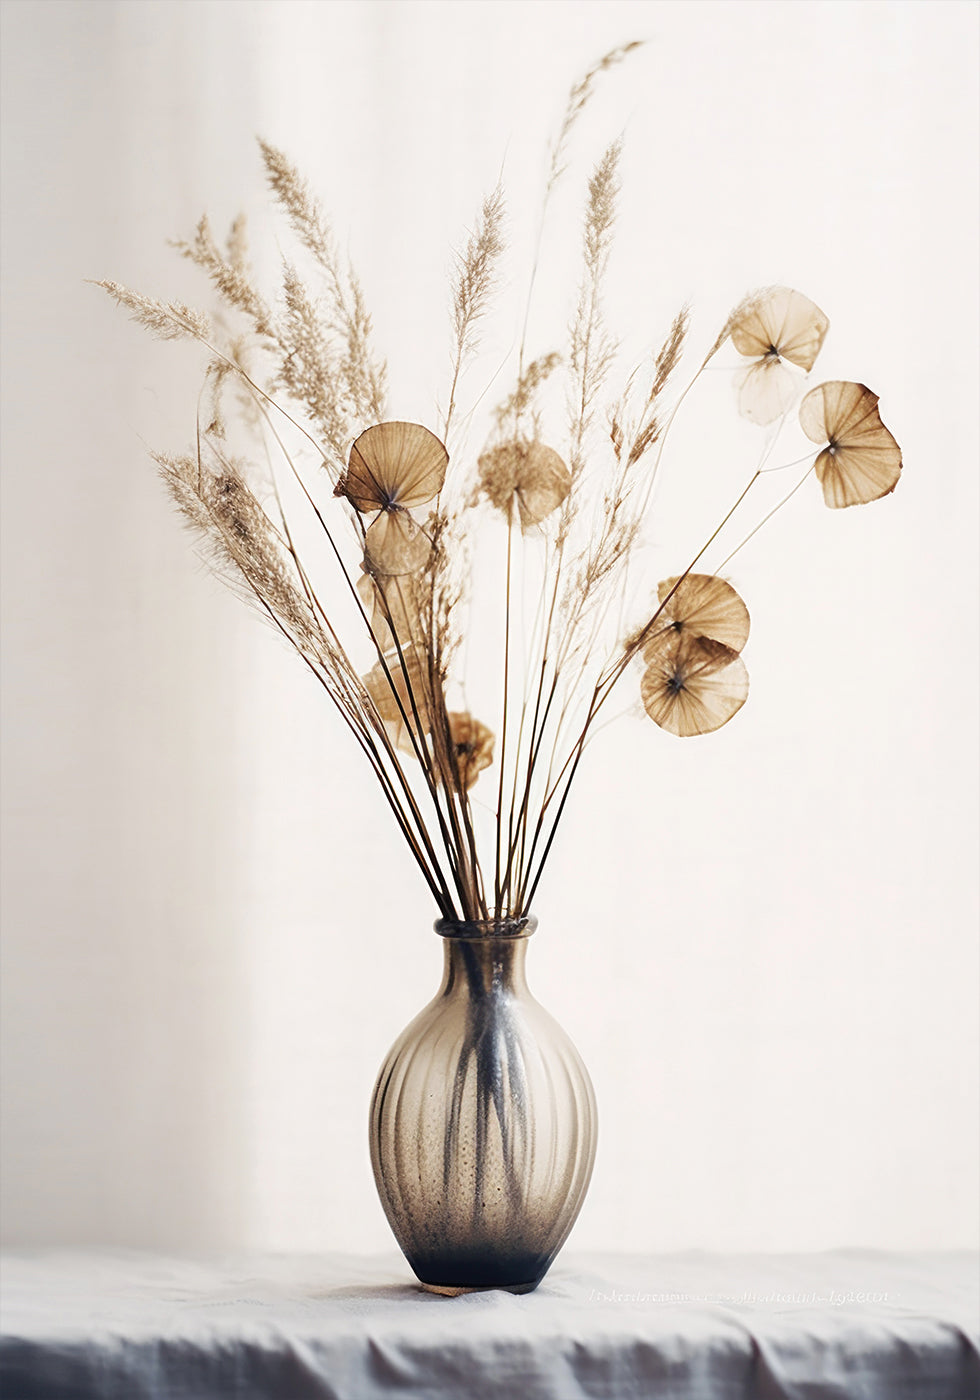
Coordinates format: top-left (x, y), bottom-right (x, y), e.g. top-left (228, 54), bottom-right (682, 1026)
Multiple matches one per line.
top-left (2, 0), bottom-right (977, 1255)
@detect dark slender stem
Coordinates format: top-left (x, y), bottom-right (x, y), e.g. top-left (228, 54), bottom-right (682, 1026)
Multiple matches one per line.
top-left (493, 512), bottom-right (514, 915)
top-left (521, 461), bottom-right (791, 908)
top-left (520, 690), bottom-right (598, 914)
top-left (505, 535), bottom-right (567, 903)
top-left (255, 408), bottom-right (460, 913)
top-left (220, 533), bottom-right (452, 915)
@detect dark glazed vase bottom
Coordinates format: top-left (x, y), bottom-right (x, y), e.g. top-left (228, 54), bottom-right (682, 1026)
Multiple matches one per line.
top-left (421, 1280), bottom-right (540, 1296)
top-left (413, 1247), bottom-right (549, 1295)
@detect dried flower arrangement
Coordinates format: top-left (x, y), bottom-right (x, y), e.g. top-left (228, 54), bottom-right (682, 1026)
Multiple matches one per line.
top-left (97, 45), bottom-right (901, 926)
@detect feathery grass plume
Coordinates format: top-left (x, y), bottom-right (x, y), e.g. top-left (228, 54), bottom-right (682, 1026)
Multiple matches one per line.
top-left (258, 138), bottom-right (386, 426)
top-left (161, 444), bottom-right (377, 717)
top-left (584, 306), bottom-right (692, 604)
top-left (95, 280), bottom-right (211, 342)
top-left (174, 210), bottom-right (366, 469)
top-left (155, 449), bottom-right (320, 656)
top-left (492, 353), bottom-right (562, 442)
top-left (258, 137), bottom-right (338, 268)
top-left (426, 506), bottom-right (465, 679)
top-left (199, 219), bottom-right (260, 440)
top-left (546, 41), bottom-right (644, 193)
top-left (568, 306), bottom-right (693, 633)
top-left (343, 269), bottom-right (387, 426)
top-left (154, 451), bottom-right (218, 537)
top-left (101, 50), bottom-right (902, 924)
top-left (612, 307), bottom-right (690, 468)
top-left (226, 212), bottom-right (250, 273)
top-left (516, 42), bottom-right (642, 393)
top-left (567, 138), bottom-right (622, 477)
top-left (444, 185), bottom-right (506, 438)
top-left (273, 261), bottom-right (353, 468)
top-left (156, 440), bottom-right (459, 914)
top-left (173, 214), bottom-right (273, 336)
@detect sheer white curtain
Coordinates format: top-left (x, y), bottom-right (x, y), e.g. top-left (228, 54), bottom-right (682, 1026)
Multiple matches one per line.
top-left (2, 0), bottom-right (977, 1255)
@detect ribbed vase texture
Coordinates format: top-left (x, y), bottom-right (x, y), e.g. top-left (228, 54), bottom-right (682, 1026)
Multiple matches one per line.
top-left (369, 918), bottom-right (597, 1293)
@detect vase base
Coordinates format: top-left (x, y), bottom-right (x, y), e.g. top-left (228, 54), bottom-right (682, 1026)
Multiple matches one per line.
top-left (420, 1279), bottom-right (540, 1296)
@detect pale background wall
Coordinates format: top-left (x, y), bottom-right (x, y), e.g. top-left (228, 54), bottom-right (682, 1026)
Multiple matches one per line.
top-left (1, 0), bottom-right (977, 1257)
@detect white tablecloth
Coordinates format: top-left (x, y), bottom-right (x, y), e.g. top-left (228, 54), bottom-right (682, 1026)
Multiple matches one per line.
top-left (1, 1250), bottom-right (977, 1399)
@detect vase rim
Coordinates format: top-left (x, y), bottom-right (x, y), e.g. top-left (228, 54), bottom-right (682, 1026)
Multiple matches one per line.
top-left (434, 916), bottom-right (536, 940)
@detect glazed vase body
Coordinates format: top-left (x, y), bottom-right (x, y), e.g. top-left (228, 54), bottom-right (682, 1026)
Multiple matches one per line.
top-left (369, 918), bottom-right (597, 1293)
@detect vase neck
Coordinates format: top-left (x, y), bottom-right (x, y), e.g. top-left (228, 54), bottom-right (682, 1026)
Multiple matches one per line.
top-left (435, 918), bottom-right (535, 999)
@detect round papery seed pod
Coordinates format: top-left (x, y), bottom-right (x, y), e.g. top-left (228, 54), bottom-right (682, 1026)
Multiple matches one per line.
top-left (642, 574), bottom-right (750, 663)
top-left (364, 510), bottom-right (432, 576)
top-left (340, 421), bottom-right (448, 513)
top-left (357, 571), bottom-right (422, 652)
top-left (641, 633), bottom-right (749, 737)
top-left (730, 287), bottom-right (830, 425)
top-left (799, 381), bottom-right (902, 509)
top-left (730, 287), bottom-right (829, 372)
top-left (478, 441), bottom-right (571, 529)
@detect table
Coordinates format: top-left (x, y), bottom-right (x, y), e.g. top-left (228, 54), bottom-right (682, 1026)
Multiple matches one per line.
top-left (1, 1250), bottom-right (977, 1398)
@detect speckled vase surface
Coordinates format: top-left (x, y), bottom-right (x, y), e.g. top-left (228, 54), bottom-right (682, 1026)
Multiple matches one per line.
top-left (369, 917), bottom-right (597, 1294)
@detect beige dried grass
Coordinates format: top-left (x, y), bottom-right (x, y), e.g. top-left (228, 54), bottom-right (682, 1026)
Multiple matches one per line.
top-left (99, 48), bottom-right (902, 922)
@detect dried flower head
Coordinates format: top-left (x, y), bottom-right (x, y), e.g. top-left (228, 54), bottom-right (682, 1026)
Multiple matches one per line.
top-left (643, 574), bottom-right (750, 662)
top-left (641, 634), bottom-right (749, 737)
top-left (478, 441), bottom-right (571, 530)
top-left (799, 381), bottom-right (902, 508)
top-left (731, 287), bottom-right (830, 424)
top-left (337, 421), bottom-right (447, 574)
top-left (448, 712), bottom-right (495, 790)
top-left (339, 421), bottom-right (448, 513)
